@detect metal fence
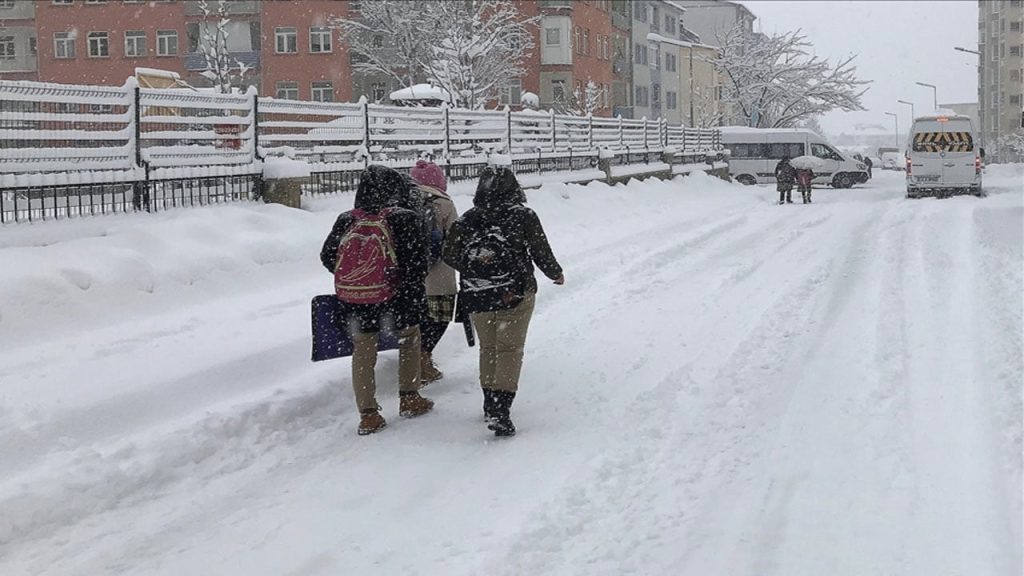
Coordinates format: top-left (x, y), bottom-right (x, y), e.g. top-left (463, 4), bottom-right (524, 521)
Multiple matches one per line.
top-left (1, 78), bottom-right (722, 223)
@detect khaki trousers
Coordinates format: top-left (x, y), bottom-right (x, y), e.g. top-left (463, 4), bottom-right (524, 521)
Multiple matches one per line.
top-left (471, 293), bottom-right (536, 393)
top-left (351, 325), bottom-right (421, 413)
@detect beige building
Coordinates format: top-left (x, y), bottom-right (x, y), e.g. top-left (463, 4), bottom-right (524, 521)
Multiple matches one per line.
top-left (978, 0), bottom-right (1024, 162)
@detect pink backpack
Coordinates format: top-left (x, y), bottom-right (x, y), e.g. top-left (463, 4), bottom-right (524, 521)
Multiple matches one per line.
top-left (334, 208), bottom-right (399, 304)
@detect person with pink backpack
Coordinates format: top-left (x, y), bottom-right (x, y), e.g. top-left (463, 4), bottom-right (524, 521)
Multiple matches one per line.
top-left (320, 165), bottom-right (434, 435)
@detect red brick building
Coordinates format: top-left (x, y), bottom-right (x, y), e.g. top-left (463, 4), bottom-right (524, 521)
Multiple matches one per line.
top-left (517, 0), bottom-right (616, 116)
top-left (259, 0), bottom-right (351, 102)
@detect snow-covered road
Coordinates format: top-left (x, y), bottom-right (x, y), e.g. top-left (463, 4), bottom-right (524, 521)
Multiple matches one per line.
top-left (1, 168), bottom-right (1020, 576)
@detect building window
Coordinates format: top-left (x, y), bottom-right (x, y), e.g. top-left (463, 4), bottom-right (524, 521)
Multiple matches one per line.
top-left (372, 34), bottom-right (384, 48)
top-left (54, 32), bottom-right (75, 58)
top-left (665, 53), bottom-right (676, 72)
top-left (311, 81), bottom-right (334, 102)
top-left (156, 30), bottom-right (178, 56)
top-left (1012, 69), bottom-right (1021, 82)
top-left (573, 27), bottom-right (581, 54)
top-left (88, 31), bottom-right (109, 58)
top-left (545, 27), bottom-right (560, 46)
top-left (666, 15), bottom-right (676, 36)
top-left (635, 85), bottom-right (649, 107)
top-left (583, 29), bottom-right (589, 55)
top-left (1011, 21), bottom-right (1021, 32)
top-left (666, 91), bottom-right (677, 110)
top-left (552, 79), bottom-right (567, 103)
top-left (500, 78), bottom-right (522, 106)
top-left (0, 36), bottom-right (14, 60)
top-left (1010, 94), bottom-right (1021, 105)
top-left (124, 30), bottom-right (146, 57)
top-left (634, 43), bottom-right (647, 65)
top-left (275, 81), bottom-right (299, 100)
top-left (633, 1), bottom-right (646, 22)
top-left (649, 44), bottom-right (658, 69)
top-left (29, 36), bottom-right (37, 56)
top-left (651, 5), bottom-right (660, 31)
top-left (275, 27), bottom-right (297, 54)
top-left (52, 0), bottom-right (73, 4)
top-left (310, 26), bottom-right (332, 53)
top-left (1011, 45), bottom-right (1022, 57)
top-left (85, 0), bottom-right (107, 3)
top-left (0, 0), bottom-right (14, 8)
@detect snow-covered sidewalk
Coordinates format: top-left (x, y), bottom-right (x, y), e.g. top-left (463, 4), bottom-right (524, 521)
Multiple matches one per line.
top-left (1, 168), bottom-right (1020, 576)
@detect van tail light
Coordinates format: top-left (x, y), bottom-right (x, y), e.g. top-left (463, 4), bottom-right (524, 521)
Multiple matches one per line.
top-left (975, 156), bottom-right (981, 175)
top-left (906, 157), bottom-right (912, 175)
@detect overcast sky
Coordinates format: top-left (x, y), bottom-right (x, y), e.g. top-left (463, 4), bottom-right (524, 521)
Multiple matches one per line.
top-left (736, 1), bottom-right (979, 136)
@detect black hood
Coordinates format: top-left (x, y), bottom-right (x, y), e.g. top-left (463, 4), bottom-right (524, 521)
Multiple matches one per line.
top-left (473, 166), bottom-right (526, 211)
top-left (354, 164), bottom-right (409, 212)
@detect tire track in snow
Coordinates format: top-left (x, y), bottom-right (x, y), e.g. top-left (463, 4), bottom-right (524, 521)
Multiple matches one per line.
top-left (487, 203), bottom-right (876, 576)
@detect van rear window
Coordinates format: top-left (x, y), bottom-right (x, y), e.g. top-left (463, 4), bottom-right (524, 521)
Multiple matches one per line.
top-left (912, 131), bottom-right (973, 153)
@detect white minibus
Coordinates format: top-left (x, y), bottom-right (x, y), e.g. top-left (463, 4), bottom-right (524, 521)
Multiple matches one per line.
top-left (905, 113), bottom-right (983, 198)
top-left (720, 127), bottom-right (869, 188)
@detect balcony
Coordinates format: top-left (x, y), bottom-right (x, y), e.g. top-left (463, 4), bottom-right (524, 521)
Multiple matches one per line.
top-left (184, 51), bottom-right (260, 71)
top-left (184, 1), bottom-right (259, 16)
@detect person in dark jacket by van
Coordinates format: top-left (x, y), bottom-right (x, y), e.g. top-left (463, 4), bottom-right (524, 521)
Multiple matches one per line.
top-left (320, 165), bottom-right (434, 436)
top-left (774, 156), bottom-right (796, 205)
top-left (443, 166), bottom-right (563, 437)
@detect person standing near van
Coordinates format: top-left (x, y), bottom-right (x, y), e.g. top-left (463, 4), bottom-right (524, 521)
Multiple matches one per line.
top-left (797, 167), bottom-right (815, 204)
top-left (774, 156), bottom-right (796, 204)
top-left (409, 160), bottom-right (459, 383)
top-left (443, 166), bottom-right (564, 437)
top-left (320, 165), bottom-right (435, 436)
top-left (863, 156), bottom-right (873, 179)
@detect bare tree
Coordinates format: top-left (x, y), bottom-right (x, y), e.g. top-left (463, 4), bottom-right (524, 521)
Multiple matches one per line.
top-left (330, 1), bottom-right (432, 90)
top-left (708, 27), bottom-right (869, 128)
top-left (418, 0), bottom-right (536, 109)
top-left (555, 80), bottom-right (607, 117)
top-left (196, 0), bottom-right (250, 93)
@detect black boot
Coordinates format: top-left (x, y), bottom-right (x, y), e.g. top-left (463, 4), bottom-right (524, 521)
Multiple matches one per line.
top-left (487, 391), bottom-right (516, 437)
top-left (482, 389), bottom-right (499, 424)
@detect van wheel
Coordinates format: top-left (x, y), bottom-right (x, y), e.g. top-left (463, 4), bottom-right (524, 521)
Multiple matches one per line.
top-left (736, 174), bottom-right (757, 186)
top-left (833, 173), bottom-right (854, 189)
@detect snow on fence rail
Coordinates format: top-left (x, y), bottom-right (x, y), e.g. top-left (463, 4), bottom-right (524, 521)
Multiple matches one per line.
top-left (1, 79), bottom-right (722, 223)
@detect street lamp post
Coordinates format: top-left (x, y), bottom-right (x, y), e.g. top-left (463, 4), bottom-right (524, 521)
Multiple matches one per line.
top-left (915, 81), bottom-right (938, 111)
top-left (897, 99), bottom-right (915, 122)
top-left (954, 46), bottom-right (984, 147)
top-left (885, 112), bottom-right (899, 149)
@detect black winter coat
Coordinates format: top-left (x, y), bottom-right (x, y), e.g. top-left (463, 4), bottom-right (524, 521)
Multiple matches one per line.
top-left (775, 160), bottom-right (797, 186)
top-left (442, 166), bottom-right (562, 301)
top-left (320, 165), bottom-right (428, 332)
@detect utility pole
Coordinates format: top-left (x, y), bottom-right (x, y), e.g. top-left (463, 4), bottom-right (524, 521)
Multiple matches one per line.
top-left (915, 81), bottom-right (938, 112)
top-left (897, 99), bottom-right (915, 122)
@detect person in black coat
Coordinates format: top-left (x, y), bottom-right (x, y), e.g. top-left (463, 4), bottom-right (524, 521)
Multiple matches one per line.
top-left (319, 165), bottom-right (433, 435)
top-left (774, 156), bottom-right (796, 205)
top-left (443, 166), bottom-right (564, 437)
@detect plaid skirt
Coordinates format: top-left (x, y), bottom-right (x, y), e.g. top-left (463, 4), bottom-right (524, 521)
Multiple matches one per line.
top-left (426, 294), bottom-right (456, 323)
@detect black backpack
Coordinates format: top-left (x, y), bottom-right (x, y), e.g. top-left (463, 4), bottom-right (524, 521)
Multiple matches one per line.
top-left (459, 219), bottom-right (524, 313)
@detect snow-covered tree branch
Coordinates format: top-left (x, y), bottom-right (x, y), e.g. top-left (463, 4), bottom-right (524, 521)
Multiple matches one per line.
top-left (707, 27), bottom-right (869, 128)
top-left (555, 80), bottom-right (606, 117)
top-left (197, 0), bottom-right (250, 94)
top-left (330, 2), bottom-right (432, 90)
top-left (417, 0), bottom-right (537, 109)
top-left (334, 0), bottom-right (534, 109)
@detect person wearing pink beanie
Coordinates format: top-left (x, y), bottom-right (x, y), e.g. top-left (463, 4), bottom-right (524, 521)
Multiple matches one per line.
top-left (409, 160), bottom-right (458, 382)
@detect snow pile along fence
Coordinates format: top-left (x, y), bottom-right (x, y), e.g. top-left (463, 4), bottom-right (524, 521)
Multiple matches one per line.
top-left (1, 78), bottom-right (724, 223)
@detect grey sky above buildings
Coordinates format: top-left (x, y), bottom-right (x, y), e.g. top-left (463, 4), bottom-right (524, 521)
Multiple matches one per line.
top-left (736, 1), bottom-right (978, 136)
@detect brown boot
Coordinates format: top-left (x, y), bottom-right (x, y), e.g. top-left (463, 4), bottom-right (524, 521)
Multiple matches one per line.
top-left (357, 410), bottom-right (386, 436)
top-left (399, 391), bottom-right (434, 418)
top-left (420, 351), bottom-right (443, 384)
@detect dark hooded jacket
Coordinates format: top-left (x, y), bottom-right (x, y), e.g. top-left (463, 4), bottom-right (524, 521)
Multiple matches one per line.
top-left (320, 165), bottom-right (428, 332)
top-left (442, 166), bottom-right (562, 299)
top-left (775, 158), bottom-right (797, 187)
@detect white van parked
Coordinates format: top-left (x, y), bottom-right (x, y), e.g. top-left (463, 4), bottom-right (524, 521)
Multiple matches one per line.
top-left (720, 127), bottom-right (869, 189)
top-left (905, 113), bottom-right (984, 198)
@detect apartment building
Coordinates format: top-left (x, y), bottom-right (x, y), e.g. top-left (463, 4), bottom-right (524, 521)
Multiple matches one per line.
top-left (0, 0), bottom-right (350, 102)
top-left (521, 0), bottom-right (616, 116)
top-left (669, 0), bottom-right (755, 47)
top-left (978, 0), bottom-right (1024, 162)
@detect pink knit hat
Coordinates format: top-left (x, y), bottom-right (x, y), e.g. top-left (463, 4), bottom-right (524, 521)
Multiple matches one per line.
top-left (410, 160), bottom-right (447, 192)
